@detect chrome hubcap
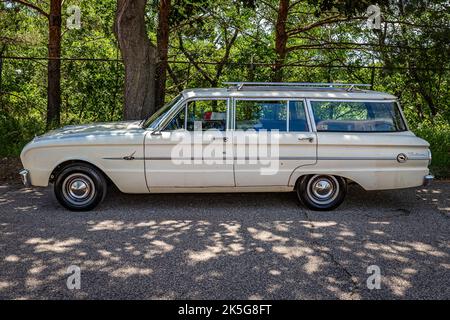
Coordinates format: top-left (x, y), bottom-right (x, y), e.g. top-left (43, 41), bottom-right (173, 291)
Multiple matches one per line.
top-left (312, 180), bottom-right (333, 199)
top-left (306, 175), bottom-right (339, 205)
top-left (62, 173), bottom-right (95, 206)
top-left (69, 179), bottom-right (90, 199)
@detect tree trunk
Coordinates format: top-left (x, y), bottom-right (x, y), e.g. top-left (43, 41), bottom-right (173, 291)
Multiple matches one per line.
top-left (272, 0), bottom-right (289, 82)
top-left (0, 45), bottom-right (4, 109)
top-left (155, 0), bottom-right (171, 110)
top-left (0, 45), bottom-right (5, 93)
top-left (46, 0), bottom-right (62, 129)
top-left (114, 0), bottom-right (157, 120)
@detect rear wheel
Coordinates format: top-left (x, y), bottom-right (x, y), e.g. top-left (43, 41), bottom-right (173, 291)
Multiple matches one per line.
top-left (54, 164), bottom-right (107, 211)
top-left (297, 175), bottom-right (347, 211)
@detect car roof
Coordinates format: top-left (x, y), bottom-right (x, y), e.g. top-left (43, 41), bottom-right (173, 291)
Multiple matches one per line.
top-left (181, 87), bottom-right (397, 100)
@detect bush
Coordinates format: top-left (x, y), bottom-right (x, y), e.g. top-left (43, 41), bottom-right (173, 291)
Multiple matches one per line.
top-left (0, 112), bottom-right (44, 157)
top-left (413, 122), bottom-right (450, 178)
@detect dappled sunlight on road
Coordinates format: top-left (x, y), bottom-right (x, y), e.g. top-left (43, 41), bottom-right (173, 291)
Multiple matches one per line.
top-left (416, 186), bottom-right (450, 216)
top-left (25, 237), bottom-right (83, 253)
top-left (0, 182), bottom-right (449, 299)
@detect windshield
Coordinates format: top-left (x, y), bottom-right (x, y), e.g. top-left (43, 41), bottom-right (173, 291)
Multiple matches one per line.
top-left (142, 94), bottom-right (182, 129)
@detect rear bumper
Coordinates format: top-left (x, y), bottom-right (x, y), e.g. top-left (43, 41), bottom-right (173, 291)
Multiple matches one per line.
top-left (423, 174), bottom-right (434, 187)
top-left (19, 169), bottom-right (31, 187)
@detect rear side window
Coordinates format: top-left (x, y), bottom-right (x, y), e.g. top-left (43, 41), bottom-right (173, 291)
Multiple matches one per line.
top-left (311, 101), bottom-right (407, 132)
top-left (235, 100), bottom-right (287, 131)
top-left (234, 100), bottom-right (309, 132)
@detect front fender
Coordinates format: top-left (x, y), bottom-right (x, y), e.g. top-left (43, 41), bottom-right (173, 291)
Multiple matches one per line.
top-left (20, 135), bottom-right (148, 193)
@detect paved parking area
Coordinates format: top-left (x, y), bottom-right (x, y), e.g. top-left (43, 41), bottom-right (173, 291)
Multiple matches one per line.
top-left (0, 181), bottom-right (449, 299)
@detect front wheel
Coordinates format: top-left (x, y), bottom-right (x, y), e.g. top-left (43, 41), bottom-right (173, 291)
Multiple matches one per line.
top-left (54, 164), bottom-right (107, 211)
top-left (297, 175), bottom-right (347, 211)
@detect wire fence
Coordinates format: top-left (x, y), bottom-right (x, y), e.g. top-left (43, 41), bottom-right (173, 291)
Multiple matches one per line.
top-left (2, 55), bottom-right (450, 71)
top-left (0, 53), bottom-right (448, 124)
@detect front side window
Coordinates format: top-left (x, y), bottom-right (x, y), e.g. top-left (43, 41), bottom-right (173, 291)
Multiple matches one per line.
top-left (164, 99), bottom-right (227, 131)
top-left (311, 101), bottom-right (407, 132)
top-left (187, 100), bottom-right (227, 131)
top-left (236, 100), bottom-right (287, 131)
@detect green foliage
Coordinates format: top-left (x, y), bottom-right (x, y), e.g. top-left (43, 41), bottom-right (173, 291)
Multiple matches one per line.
top-left (0, 0), bottom-right (449, 178)
top-left (413, 121), bottom-right (450, 178)
top-left (0, 111), bottom-right (44, 156)
top-left (308, 0), bottom-right (388, 16)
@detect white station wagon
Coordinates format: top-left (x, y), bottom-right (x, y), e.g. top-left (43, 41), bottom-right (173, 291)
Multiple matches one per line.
top-left (20, 82), bottom-right (433, 211)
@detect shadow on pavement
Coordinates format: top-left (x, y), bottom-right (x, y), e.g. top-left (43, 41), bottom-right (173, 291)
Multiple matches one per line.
top-left (0, 182), bottom-right (449, 299)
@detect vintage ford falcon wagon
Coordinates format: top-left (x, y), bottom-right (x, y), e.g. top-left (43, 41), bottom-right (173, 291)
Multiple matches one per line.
top-left (20, 82), bottom-right (433, 211)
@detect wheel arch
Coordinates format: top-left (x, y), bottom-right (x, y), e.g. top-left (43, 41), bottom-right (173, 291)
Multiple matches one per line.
top-left (293, 173), bottom-right (363, 190)
top-left (49, 159), bottom-right (115, 187)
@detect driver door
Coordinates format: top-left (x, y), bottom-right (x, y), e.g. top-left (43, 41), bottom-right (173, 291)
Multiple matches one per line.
top-left (144, 98), bottom-right (234, 189)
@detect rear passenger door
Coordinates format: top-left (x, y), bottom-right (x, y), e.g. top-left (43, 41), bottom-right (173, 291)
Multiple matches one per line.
top-left (232, 99), bottom-right (317, 186)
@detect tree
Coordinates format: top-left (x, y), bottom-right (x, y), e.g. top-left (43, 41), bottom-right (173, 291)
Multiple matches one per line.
top-left (273, 0), bottom-right (288, 82)
top-left (47, 0), bottom-right (62, 128)
top-left (114, 0), bottom-right (157, 120)
top-left (173, 0), bottom-right (252, 87)
top-left (154, 0), bottom-right (171, 110)
top-left (262, 0), bottom-right (361, 81)
top-left (4, 0), bottom-right (62, 129)
top-left (375, 0), bottom-right (449, 120)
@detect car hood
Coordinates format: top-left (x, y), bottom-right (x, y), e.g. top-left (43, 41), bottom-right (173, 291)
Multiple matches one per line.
top-left (35, 121), bottom-right (143, 140)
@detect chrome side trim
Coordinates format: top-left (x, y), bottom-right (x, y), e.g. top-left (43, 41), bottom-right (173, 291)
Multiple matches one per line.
top-left (103, 156), bottom-right (429, 161)
top-left (19, 169), bottom-right (31, 187)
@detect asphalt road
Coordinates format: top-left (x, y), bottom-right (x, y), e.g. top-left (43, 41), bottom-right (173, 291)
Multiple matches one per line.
top-left (0, 181), bottom-right (449, 300)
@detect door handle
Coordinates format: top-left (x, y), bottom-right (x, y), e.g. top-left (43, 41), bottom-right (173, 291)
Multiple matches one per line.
top-left (212, 137), bottom-right (228, 142)
top-left (298, 136), bottom-right (314, 143)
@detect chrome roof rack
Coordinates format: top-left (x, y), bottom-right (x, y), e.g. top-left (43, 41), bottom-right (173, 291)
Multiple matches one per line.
top-left (224, 82), bottom-right (372, 92)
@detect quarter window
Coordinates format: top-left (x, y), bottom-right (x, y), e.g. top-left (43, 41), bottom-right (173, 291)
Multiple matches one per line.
top-left (311, 101), bottom-right (407, 132)
top-left (164, 106), bottom-right (186, 130)
top-left (289, 101), bottom-right (309, 132)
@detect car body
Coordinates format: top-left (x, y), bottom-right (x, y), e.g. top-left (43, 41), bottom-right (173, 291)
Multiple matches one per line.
top-left (20, 82), bottom-right (433, 211)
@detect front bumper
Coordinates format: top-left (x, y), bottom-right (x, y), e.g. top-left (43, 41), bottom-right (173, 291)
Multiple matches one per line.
top-left (423, 174), bottom-right (434, 187)
top-left (19, 169), bottom-right (31, 187)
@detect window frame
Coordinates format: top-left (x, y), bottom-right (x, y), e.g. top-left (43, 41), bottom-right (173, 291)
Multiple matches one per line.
top-left (154, 97), bottom-right (405, 133)
top-left (159, 97), bottom-right (231, 132)
top-left (306, 99), bottom-right (408, 133)
top-left (143, 94), bottom-right (183, 130)
top-left (231, 98), bottom-right (312, 132)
